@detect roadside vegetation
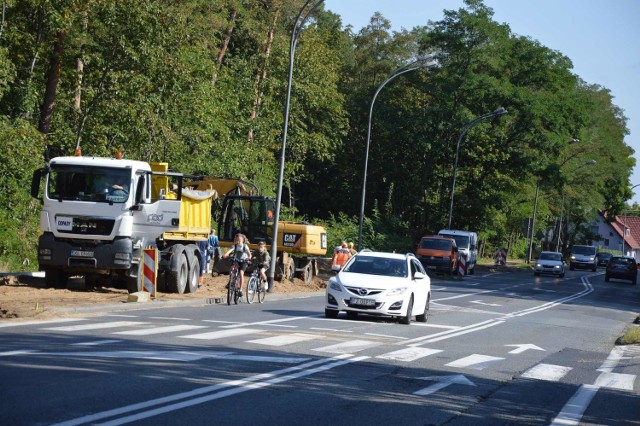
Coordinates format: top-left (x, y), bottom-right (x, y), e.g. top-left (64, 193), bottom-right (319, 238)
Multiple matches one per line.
top-left (0, 0), bottom-right (637, 271)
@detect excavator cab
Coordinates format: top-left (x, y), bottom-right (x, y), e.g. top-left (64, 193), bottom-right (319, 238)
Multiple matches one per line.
top-left (218, 194), bottom-right (275, 244)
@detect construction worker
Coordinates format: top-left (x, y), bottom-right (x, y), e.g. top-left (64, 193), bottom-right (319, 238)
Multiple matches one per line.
top-left (332, 241), bottom-right (351, 270)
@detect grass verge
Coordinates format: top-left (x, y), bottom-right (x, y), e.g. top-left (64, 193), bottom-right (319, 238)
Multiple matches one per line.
top-left (618, 323), bottom-right (640, 345)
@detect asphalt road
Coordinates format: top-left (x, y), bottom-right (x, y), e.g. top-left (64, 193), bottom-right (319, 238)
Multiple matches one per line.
top-left (1, 267), bottom-right (639, 425)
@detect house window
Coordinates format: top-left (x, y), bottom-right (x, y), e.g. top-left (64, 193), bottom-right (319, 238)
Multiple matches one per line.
top-left (609, 231), bottom-right (613, 236)
top-left (605, 239), bottom-right (609, 246)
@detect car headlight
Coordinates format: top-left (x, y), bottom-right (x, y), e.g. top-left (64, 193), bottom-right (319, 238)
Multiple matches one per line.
top-left (329, 280), bottom-right (342, 291)
top-left (589, 257), bottom-right (595, 261)
top-left (554, 265), bottom-right (560, 269)
top-left (571, 255), bottom-right (576, 260)
top-left (388, 287), bottom-right (408, 296)
top-left (536, 263), bottom-right (542, 267)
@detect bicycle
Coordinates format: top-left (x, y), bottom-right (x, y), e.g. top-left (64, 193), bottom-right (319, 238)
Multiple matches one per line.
top-left (246, 264), bottom-right (268, 304)
top-left (226, 260), bottom-right (243, 305)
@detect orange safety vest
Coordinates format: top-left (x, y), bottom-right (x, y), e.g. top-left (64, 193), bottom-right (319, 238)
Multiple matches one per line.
top-left (332, 248), bottom-right (351, 269)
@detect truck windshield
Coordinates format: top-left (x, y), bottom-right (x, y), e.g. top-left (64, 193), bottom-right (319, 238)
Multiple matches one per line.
top-left (440, 234), bottom-right (469, 249)
top-left (572, 246), bottom-right (596, 255)
top-left (47, 165), bottom-right (131, 203)
top-left (420, 239), bottom-right (451, 250)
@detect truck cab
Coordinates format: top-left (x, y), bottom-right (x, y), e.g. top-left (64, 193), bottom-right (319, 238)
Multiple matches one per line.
top-left (416, 235), bottom-right (458, 275)
top-left (437, 229), bottom-right (478, 275)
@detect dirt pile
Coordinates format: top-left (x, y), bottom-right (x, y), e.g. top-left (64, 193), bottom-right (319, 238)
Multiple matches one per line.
top-left (0, 271), bottom-right (328, 321)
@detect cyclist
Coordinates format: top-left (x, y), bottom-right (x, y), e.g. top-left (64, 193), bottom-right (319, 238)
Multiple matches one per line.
top-left (222, 233), bottom-right (252, 296)
top-left (252, 241), bottom-right (271, 290)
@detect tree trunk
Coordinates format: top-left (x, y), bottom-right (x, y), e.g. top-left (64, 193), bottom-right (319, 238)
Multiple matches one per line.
top-left (38, 31), bottom-right (66, 136)
top-left (211, 9), bottom-right (237, 86)
top-left (248, 4), bottom-right (281, 142)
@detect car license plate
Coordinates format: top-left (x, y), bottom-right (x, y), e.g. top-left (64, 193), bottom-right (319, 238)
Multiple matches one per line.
top-left (71, 250), bottom-right (94, 257)
top-left (350, 297), bottom-right (375, 306)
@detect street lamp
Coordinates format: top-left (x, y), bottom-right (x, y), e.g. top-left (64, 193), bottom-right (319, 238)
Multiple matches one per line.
top-left (357, 55), bottom-right (437, 251)
top-left (447, 107), bottom-right (507, 228)
top-left (553, 159), bottom-right (596, 254)
top-left (269, 0), bottom-right (324, 290)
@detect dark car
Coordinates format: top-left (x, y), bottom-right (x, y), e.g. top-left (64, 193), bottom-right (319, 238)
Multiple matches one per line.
top-left (597, 252), bottom-right (613, 267)
top-left (605, 255), bottom-right (638, 285)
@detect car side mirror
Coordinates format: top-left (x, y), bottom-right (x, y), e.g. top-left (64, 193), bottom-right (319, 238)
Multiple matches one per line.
top-left (414, 271), bottom-right (425, 280)
top-left (331, 265), bottom-right (341, 273)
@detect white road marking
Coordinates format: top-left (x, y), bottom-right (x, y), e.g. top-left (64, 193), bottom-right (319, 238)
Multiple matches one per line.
top-left (470, 300), bottom-right (501, 307)
top-left (376, 347), bottom-right (442, 362)
top-left (593, 372), bottom-right (636, 391)
top-left (414, 374), bottom-right (475, 396)
top-left (52, 355), bottom-right (366, 426)
top-left (409, 323), bottom-right (460, 330)
top-left (313, 339), bottom-right (380, 354)
top-left (149, 317), bottom-right (190, 321)
top-left (222, 316), bottom-right (308, 328)
top-left (179, 328), bottom-right (261, 340)
top-left (445, 354), bottom-right (504, 370)
top-left (43, 321), bottom-right (146, 331)
top-left (0, 318), bottom-right (87, 329)
top-left (551, 345), bottom-right (637, 425)
top-left (73, 340), bottom-right (122, 346)
top-left (0, 350), bottom-right (39, 356)
top-left (505, 344), bottom-right (545, 354)
top-left (112, 325), bottom-right (207, 336)
top-left (522, 363), bottom-right (572, 381)
top-left (248, 333), bottom-right (317, 347)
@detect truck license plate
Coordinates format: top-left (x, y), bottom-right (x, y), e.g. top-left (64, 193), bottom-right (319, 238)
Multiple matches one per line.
top-left (71, 250), bottom-right (94, 257)
top-left (350, 297), bottom-right (375, 306)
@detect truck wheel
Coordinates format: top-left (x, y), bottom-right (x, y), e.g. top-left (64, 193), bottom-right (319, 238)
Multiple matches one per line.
top-left (285, 258), bottom-right (295, 281)
top-left (296, 261), bottom-right (313, 284)
top-left (45, 268), bottom-right (67, 289)
top-left (167, 253), bottom-right (189, 294)
top-left (186, 254), bottom-right (200, 294)
top-left (125, 276), bottom-right (139, 294)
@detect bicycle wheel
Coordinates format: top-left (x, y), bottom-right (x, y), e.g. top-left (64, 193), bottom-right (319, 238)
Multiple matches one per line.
top-left (226, 273), bottom-right (235, 305)
top-left (233, 280), bottom-right (240, 304)
top-left (257, 279), bottom-right (266, 304)
top-left (246, 275), bottom-right (258, 304)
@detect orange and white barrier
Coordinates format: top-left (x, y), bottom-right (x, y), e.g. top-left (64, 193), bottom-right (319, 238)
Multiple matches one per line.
top-left (142, 248), bottom-right (157, 297)
top-left (458, 253), bottom-right (467, 279)
top-left (494, 248), bottom-right (507, 266)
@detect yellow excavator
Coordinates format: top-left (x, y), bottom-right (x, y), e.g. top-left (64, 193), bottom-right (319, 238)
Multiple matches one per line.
top-left (186, 177), bottom-right (327, 283)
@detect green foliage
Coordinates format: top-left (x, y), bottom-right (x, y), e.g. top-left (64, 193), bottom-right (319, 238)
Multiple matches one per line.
top-left (0, 0), bottom-right (633, 269)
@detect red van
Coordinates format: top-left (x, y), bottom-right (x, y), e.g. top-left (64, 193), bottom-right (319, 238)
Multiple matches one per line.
top-left (416, 235), bottom-right (458, 275)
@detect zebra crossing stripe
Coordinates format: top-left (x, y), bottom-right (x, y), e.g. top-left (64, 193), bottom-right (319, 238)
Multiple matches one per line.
top-left (313, 340), bottom-right (379, 354)
top-left (179, 328), bottom-right (262, 340)
top-left (376, 347), bottom-right (442, 362)
top-left (522, 363), bottom-right (572, 382)
top-left (248, 333), bottom-right (317, 347)
top-left (112, 325), bottom-right (207, 336)
top-left (445, 354), bottom-right (504, 370)
top-left (43, 321), bottom-right (146, 331)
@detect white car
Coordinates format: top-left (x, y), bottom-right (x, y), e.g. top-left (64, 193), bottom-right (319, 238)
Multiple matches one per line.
top-left (533, 251), bottom-right (565, 277)
top-left (325, 251), bottom-right (431, 324)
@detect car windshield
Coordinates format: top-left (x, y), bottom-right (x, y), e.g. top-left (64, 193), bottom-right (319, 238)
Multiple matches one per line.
top-left (572, 245), bottom-right (596, 255)
top-left (420, 239), bottom-right (451, 250)
top-left (599, 253), bottom-right (612, 259)
top-left (47, 165), bottom-right (131, 203)
top-left (539, 252), bottom-right (561, 261)
top-left (343, 256), bottom-right (407, 277)
top-left (612, 257), bottom-right (634, 265)
top-left (440, 234), bottom-right (469, 249)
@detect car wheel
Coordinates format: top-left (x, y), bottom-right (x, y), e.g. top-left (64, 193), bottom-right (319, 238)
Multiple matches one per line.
top-left (416, 294), bottom-right (429, 323)
top-left (399, 296), bottom-right (413, 325)
top-left (534, 272), bottom-right (540, 276)
top-left (592, 265), bottom-right (597, 272)
top-left (560, 273), bottom-right (565, 278)
top-left (570, 264), bottom-right (575, 271)
top-left (632, 278), bottom-right (637, 285)
top-left (605, 274), bottom-right (610, 282)
top-left (325, 309), bottom-right (339, 319)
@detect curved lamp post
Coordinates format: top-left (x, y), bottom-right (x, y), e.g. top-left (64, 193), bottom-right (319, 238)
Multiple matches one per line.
top-left (553, 159), bottom-right (596, 254)
top-left (269, 0), bottom-right (324, 290)
top-left (357, 55), bottom-right (437, 251)
top-left (622, 182), bottom-right (640, 254)
top-left (447, 107), bottom-right (507, 228)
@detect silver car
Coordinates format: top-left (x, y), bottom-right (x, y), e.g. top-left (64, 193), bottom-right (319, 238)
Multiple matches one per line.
top-left (534, 251), bottom-right (565, 277)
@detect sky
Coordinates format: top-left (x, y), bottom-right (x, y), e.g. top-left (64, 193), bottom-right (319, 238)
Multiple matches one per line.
top-left (323, 0), bottom-right (640, 204)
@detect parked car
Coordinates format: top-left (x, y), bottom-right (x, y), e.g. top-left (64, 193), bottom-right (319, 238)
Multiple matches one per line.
top-left (438, 229), bottom-right (478, 274)
top-left (605, 255), bottom-right (638, 285)
top-left (416, 235), bottom-right (458, 275)
top-left (325, 251), bottom-right (431, 324)
top-left (569, 245), bottom-right (597, 271)
top-left (533, 251), bottom-right (565, 277)
top-left (596, 252), bottom-right (613, 267)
